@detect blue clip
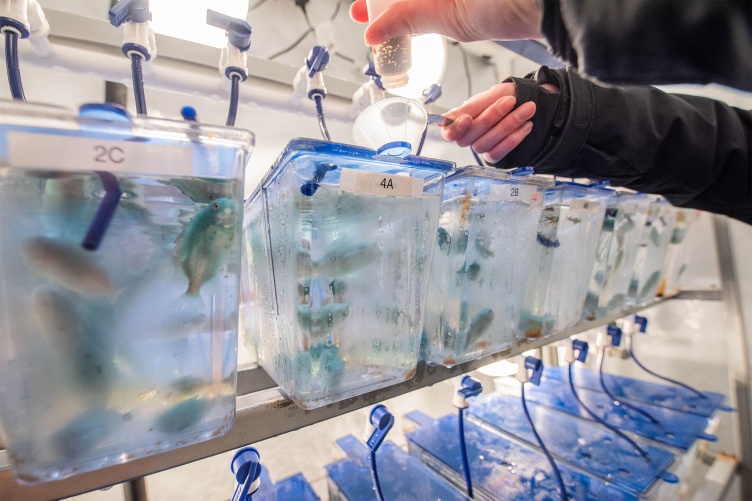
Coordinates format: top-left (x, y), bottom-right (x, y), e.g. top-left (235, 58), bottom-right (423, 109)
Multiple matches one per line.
top-left (572, 340), bottom-right (589, 363)
top-left (524, 356), bottom-right (543, 386)
top-left (634, 315), bottom-right (648, 333)
top-left (231, 447), bottom-right (262, 501)
top-left (109, 0), bottom-right (150, 27)
top-left (366, 404), bottom-right (394, 453)
top-left (607, 324), bottom-right (623, 347)
top-left (206, 10), bottom-right (252, 51)
top-left (458, 375), bottom-right (483, 399)
top-left (422, 84), bottom-right (442, 105)
top-left (363, 63), bottom-right (384, 90)
top-left (306, 46), bottom-right (330, 79)
top-left (509, 167), bottom-right (535, 176)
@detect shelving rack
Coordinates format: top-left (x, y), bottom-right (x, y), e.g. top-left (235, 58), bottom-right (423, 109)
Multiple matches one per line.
top-left (0, 297), bottom-right (677, 500)
top-left (0, 7), bottom-right (747, 498)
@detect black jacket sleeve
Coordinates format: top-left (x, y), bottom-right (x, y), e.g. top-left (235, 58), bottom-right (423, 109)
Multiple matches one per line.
top-left (540, 0), bottom-right (752, 91)
top-left (494, 67), bottom-right (752, 224)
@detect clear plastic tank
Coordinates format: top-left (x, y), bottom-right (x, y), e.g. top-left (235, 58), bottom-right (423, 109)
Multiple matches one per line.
top-left (627, 198), bottom-right (677, 306)
top-left (518, 183), bottom-right (609, 340)
top-left (421, 167), bottom-right (552, 366)
top-left (661, 208), bottom-right (701, 297)
top-left (582, 192), bottom-right (651, 320)
top-left (241, 139), bottom-right (452, 409)
top-left (0, 101), bottom-right (252, 483)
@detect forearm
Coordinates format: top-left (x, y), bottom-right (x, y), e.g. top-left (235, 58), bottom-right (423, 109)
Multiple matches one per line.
top-left (495, 67), bottom-right (752, 223)
top-left (540, 0), bottom-right (752, 91)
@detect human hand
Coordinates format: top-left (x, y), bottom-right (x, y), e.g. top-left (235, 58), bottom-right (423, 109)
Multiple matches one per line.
top-left (440, 83), bottom-right (536, 164)
top-left (349, 0), bottom-right (542, 46)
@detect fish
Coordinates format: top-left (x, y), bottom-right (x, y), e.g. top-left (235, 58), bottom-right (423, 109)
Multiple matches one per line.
top-left (671, 227), bottom-right (688, 244)
top-left (474, 233), bottom-right (495, 258)
top-left (175, 198), bottom-right (238, 311)
top-left (297, 303), bottom-right (351, 332)
top-left (319, 345), bottom-right (345, 382)
top-left (536, 233), bottom-right (560, 248)
top-left (649, 226), bottom-right (661, 246)
top-left (167, 178), bottom-right (236, 204)
top-left (638, 270), bottom-right (662, 300)
top-left (437, 227), bottom-right (451, 253)
top-left (466, 262), bottom-right (481, 281)
top-left (155, 397), bottom-right (208, 434)
top-left (602, 210), bottom-right (617, 232)
top-left (316, 241), bottom-right (379, 275)
top-left (53, 408), bottom-right (122, 457)
top-left (70, 339), bottom-right (115, 394)
top-left (30, 285), bottom-right (86, 350)
top-left (465, 308), bottom-right (494, 348)
top-left (21, 236), bottom-right (113, 297)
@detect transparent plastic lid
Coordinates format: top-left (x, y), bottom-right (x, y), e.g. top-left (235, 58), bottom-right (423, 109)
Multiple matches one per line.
top-left (0, 100), bottom-right (254, 179)
top-left (326, 435), bottom-right (468, 500)
top-left (259, 137), bottom-right (454, 193)
top-left (469, 394), bottom-right (675, 494)
top-left (542, 366), bottom-right (728, 417)
top-left (405, 411), bottom-right (640, 501)
top-left (447, 165), bottom-right (554, 187)
top-left (520, 381), bottom-right (717, 451)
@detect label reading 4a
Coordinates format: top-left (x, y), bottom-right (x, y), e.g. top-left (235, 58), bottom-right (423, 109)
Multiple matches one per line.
top-left (380, 178), bottom-right (394, 190)
top-left (489, 183), bottom-right (538, 203)
top-left (339, 168), bottom-right (424, 198)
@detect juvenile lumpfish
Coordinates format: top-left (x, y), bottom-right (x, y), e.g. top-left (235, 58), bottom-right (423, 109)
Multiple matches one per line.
top-left (21, 237), bottom-right (113, 297)
top-left (31, 285), bottom-right (85, 350)
top-left (177, 198), bottom-right (237, 310)
top-left (53, 408), bottom-right (122, 457)
top-left (465, 308), bottom-right (494, 348)
top-left (155, 397), bottom-right (208, 434)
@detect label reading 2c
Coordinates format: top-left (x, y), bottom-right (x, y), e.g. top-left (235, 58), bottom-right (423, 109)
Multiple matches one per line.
top-left (94, 145), bottom-right (125, 164)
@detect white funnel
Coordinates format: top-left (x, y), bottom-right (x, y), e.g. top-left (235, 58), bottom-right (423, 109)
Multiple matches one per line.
top-left (352, 98), bottom-right (427, 156)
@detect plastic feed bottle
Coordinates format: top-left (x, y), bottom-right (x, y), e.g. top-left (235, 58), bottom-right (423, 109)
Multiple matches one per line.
top-left (366, 0), bottom-right (412, 88)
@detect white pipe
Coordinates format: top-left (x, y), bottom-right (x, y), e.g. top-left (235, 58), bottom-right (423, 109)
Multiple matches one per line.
top-left (11, 39), bottom-right (358, 123)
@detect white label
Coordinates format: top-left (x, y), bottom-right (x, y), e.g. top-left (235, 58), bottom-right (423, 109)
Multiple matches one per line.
top-left (489, 183), bottom-right (539, 204)
top-left (7, 132), bottom-right (196, 176)
top-left (339, 168), bottom-right (424, 198)
top-left (570, 198), bottom-right (601, 214)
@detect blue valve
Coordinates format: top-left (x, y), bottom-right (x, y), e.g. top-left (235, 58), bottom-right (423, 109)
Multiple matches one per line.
top-left (363, 63), bottom-right (384, 90)
top-left (572, 339), bottom-right (589, 363)
top-left (525, 356), bottom-right (543, 386)
top-left (607, 324), bottom-right (623, 347)
top-left (206, 10), bottom-right (252, 51)
top-left (422, 83), bottom-right (442, 105)
top-left (634, 315), bottom-right (648, 333)
top-left (181, 106), bottom-right (198, 121)
top-left (458, 375), bottom-right (482, 399)
top-left (306, 45), bottom-right (330, 79)
top-left (109, 0), bottom-right (150, 27)
top-left (366, 404), bottom-right (394, 453)
top-left (230, 447), bottom-right (262, 501)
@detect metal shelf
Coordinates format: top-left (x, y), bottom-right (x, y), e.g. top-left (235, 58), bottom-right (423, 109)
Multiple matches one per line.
top-left (0, 297), bottom-right (679, 500)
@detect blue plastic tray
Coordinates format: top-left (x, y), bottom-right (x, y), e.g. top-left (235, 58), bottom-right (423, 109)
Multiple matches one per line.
top-left (405, 411), bottom-right (639, 501)
top-left (468, 394), bottom-right (675, 494)
top-left (543, 366), bottom-right (729, 417)
top-left (254, 466), bottom-right (320, 501)
top-left (521, 378), bottom-right (716, 451)
top-left (326, 435), bottom-right (468, 501)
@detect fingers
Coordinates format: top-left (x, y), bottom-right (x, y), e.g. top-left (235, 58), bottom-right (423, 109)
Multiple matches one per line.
top-left (482, 122), bottom-right (534, 164)
top-left (453, 96), bottom-right (517, 147)
top-left (363, 0), bottom-right (445, 46)
top-left (471, 101), bottom-right (536, 153)
top-left (445, 83), bottom-right (516, 121)
top-left (349, 0), bottom-right (369, 23)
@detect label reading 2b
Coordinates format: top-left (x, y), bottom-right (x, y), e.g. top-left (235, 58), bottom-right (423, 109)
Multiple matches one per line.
top-left (490, 183), bottom-right (538, 203)
top-left (339, 168), bottom-right (424, 198)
